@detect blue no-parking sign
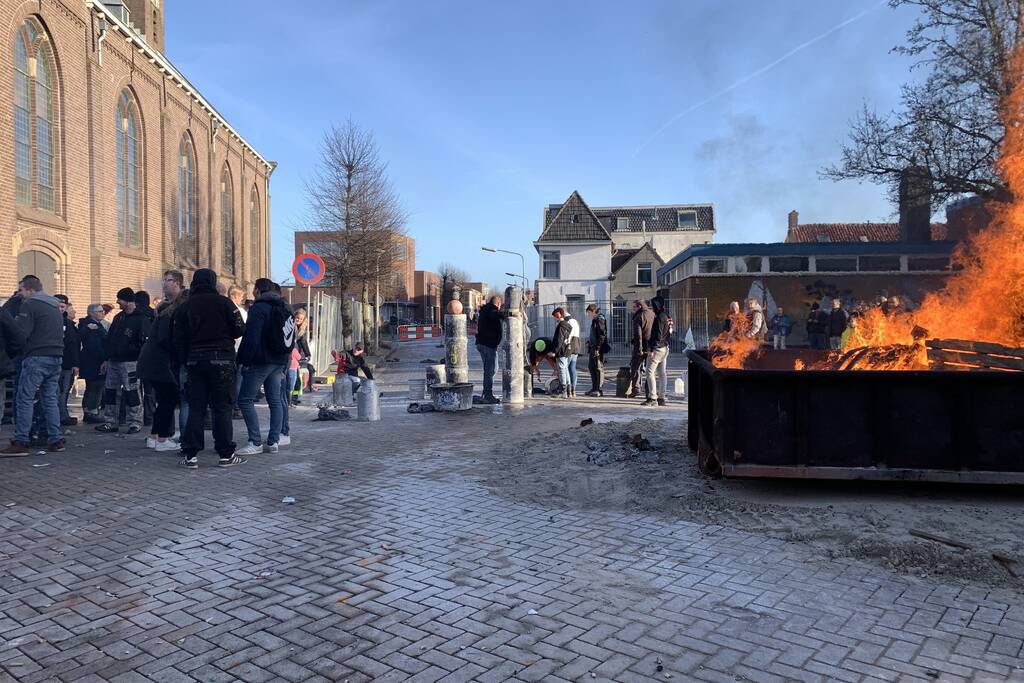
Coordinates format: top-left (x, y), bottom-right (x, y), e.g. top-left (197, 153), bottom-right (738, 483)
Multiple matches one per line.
top-left (292, 253), bottom-right (325, 286)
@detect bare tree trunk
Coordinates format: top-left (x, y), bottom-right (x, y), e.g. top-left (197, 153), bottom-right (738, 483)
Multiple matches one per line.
top-left (361, 281), bottom-right (374, 352)
top-left (341, 295), bottom-right (353, 349)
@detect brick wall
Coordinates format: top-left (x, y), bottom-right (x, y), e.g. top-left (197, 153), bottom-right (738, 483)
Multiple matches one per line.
top-left (0, 0), bottom-right (272, 309)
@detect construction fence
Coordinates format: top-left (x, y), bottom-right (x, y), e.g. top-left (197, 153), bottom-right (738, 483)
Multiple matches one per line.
top-left (524, 298), bottom-right (710, 356)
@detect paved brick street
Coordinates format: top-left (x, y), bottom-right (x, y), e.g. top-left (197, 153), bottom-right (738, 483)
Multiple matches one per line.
top-left (0, 341), bottom-right (1022, 682)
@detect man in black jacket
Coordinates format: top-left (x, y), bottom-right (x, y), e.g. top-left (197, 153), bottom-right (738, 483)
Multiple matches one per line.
top-left (78, 304), bottom-right (108, 423)
top-left (643, 296), bottom-right (672, 407)
top-left (54, 295), bottom-right (80, 426)
top-left (828, 299), bottom-right (849, 350)
top-left (96, 288), bottom-right (150, 434)
top-left (173, 269), bottom-right (246, 469)
top-left (629, 300), bottom-right (655, 398)
top-left (0, 307), bottom-right (25, 430)
top-left (584, 304), bottom-right (608, 397)
top-left (547, 308), bottom-right (573, 399)
top-left (474, 294), bottom-right (521, 404)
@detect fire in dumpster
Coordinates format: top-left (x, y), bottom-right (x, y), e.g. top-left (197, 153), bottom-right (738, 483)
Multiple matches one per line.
top-left (710, 51), bottom-right (1024, 371)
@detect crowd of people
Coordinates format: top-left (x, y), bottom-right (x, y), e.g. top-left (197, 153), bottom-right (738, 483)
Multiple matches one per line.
top-left (476, 295), bottom-right (676, 406)
top-left (723, 294), bottom-right (909, 351)
top-left (0, 270), bottom-right (318, 468)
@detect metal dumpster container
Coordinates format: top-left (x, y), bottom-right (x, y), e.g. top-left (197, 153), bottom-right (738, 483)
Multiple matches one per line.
top-left (686, 350), bottom-right (1024, 483)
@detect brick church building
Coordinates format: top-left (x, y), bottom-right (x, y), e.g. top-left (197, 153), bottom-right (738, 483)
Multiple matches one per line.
top-left (0, 0), bottom-right (274, 306)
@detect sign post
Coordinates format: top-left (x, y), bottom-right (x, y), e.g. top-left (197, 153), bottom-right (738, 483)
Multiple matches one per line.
top-left (292, 252), bottom-right (326, 344)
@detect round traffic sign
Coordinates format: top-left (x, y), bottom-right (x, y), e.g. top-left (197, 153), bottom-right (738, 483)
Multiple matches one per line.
top-left (292, 252), bottom-right (326, 286)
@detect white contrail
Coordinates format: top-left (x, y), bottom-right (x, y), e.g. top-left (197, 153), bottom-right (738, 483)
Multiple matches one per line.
top-left (633, 0), bottom-right (888, 156)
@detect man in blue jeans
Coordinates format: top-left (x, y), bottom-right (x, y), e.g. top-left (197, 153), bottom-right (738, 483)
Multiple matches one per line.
top-left (1, 276), bottom-right (65, 456)
top-left (235, 278), bottom-right (293, 456)
top-left (474, 294), bottom-right (521, 404)
top-left (548, 307), bottom-right (574, 399)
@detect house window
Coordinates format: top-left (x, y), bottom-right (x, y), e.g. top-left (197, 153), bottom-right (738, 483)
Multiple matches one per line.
top-left (907, 256), bottom-right (950, 271)
top-left (636, 262), bottom-right (652, 285)
top-left (769, 256), bottom-right (810, 272)
top-left (738, 256), bottom-right (762, 273)
top-left (859, 255), bottom-right (901, 272)
top-left (616, 216), bottom-right (629, 231)
top-left (14, 19), bottom-right (59, 213)
top-left (542, 251), bottom-right (560, 279)
top-left (249, 186), bottom-right (260, 276)
top-left (115, 91), bottom-right (142, 249)
top-left (677, 210), bottom-right (697, 229)
top-left (176, 134), bottom-right (198, 265)
top-left (220, 164), bottom-right (234, 274)
top-left (698, 258), bottom-right (726, 274)
top-left (816, 257), bottom-right (858, 272)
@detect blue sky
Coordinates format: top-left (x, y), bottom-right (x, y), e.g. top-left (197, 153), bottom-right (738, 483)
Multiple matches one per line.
top-left (167, 0), bottom-right (922, 291)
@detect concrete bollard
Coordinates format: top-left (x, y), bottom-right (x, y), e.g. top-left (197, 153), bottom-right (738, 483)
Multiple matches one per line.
top-left (501, 285), bottom-right (525, 404)
top-left (333, 374), bottom-right (355, 406)
top-left (356, 380), bottom-right (381, 421)
top-left (445, 314), bottom-right (469, 384)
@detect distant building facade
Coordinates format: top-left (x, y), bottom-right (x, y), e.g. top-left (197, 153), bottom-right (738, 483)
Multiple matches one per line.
top-left (292, 231), bottom-right (415, 303)
top-left (1, 0), bottom-right (274, 305)
top-left (534, 191), bottom-right (714, 306)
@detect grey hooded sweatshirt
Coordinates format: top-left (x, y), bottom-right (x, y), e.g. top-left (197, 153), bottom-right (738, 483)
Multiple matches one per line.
top-left (16, 292), bottom-right (65, 357)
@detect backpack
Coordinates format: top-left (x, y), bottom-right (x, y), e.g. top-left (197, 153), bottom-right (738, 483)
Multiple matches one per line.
top-left (264, 302), bottom-right (296, 355)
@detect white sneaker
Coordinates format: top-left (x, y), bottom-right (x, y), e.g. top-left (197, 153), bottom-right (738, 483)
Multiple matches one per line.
top-left (145, 437), bottom-right (157, 449)
top-left (154, 440), bottom-right (181, 452)
top-left (278, 435), bottom-right (291, 447)
top-left (263, 443), bottom-right (279, 454)
top-left (235, 442), bottom-right (263, 456)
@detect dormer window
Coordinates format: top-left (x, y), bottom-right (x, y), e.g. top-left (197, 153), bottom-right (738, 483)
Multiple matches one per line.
top-left (616, 216), bottom-right (629, 231)
top-left (677, 210), bottom-right (697, 229)
top-left (571, 214), bottom-right (579, 224)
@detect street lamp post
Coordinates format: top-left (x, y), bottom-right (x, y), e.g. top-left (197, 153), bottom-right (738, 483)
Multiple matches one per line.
top-left (482, 247), bottom-right (527, 290)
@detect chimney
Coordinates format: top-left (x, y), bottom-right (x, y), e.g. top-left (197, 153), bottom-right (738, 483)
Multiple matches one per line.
top-left (786, 210), bottom-right (798, 241)
top-left (898, 164), bottom-right (933, 241)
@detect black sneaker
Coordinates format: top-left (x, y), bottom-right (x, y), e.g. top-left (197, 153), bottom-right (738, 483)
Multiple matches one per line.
top-left (126, 425), bottom-right (141, 435)
top-left (180, 456), bottom-right (198, 469)
top-left (46, 439), bottom-right (66, 453)
top-left (95, 424), bottom-right (118, 433)
top-left (657, 398), bottom-right (667, 407)
top-left (83, 414), bottom-right (105, 424)
top-left (642, 399), bottom-right (657, 407)
top-left (218, 455), bottom-right (247, 468)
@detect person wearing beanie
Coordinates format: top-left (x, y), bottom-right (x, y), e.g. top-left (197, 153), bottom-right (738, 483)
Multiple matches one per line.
top-left (172, 269), bottom-right (246, 468)
top-left (95, 286), bottom-right (151, 434)
top-left (134, 291), bottom-right (157, 428)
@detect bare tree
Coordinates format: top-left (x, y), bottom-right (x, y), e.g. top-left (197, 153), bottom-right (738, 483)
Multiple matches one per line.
top-left (823, 0), bottom-right (1024, 205)
top-left (437, 261), bottom-right (471, 306)
top-left (305, 120), bottom-right (407, 350)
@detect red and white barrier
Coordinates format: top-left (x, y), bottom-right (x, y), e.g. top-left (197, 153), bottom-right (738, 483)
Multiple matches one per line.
top-left (398, 325), bottom-right (442, 340)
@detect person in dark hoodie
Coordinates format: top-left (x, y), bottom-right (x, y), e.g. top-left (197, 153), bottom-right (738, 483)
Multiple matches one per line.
top-left (53, 295), bottom-right (80, 426)
top-left (1, 276), bottom-right (65, 456)
top-left (96, 288), bottom-right (150, 434)
top-left (172, 269), bottom-right (246, 469)
top-left (77, 303), bottom-right (108, 423)
top-left (134, 290), bottom-right (157, 428)
top-left (584, 304), bottom-right (609, 397)
top-left (628, 299), bottom-right (655, 398)
top-left (643, 296), bottom-right (671, 407)
top-left (234, 278), bottom-right (293, 457)
top-left (547, 307), bottom-right (574, 398)
top-left (138, 290), bottom-right (187, 452)
top-left (0, 306), bottom-right (25, 431)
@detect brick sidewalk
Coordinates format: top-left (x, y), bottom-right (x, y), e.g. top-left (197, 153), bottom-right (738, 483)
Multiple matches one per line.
top-left (0, 403), bottom-right (1022, 682)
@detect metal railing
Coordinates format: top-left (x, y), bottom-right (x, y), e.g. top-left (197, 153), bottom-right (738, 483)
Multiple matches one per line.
top-left (524, 298), bottom-right (709, 355)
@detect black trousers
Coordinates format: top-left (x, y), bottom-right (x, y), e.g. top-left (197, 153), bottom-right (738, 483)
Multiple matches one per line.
top-left (82, 379), bottom-right (104, 415)
top-left (142, 380), bottom-right (157, 426)
top-left (150, 380), bottom-right (179, 439)
top-left (182, 360), bottom-right (236, 458)
top-left (629, 350), bottom-right (646, 395)
top-left (588, 350), bottom-right (604, 393)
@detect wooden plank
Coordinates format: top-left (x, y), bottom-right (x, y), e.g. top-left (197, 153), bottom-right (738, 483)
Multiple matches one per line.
top-left (926, 348), bottom-right (1024, 372)
top-left (926, 338), bottom-right (1024, 358)
top-left (909, 529), bottom-right (972, 550)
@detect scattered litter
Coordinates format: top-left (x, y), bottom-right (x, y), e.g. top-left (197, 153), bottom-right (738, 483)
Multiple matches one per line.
top-left (281, 497), bottom-right (296, 505)
top-left (407, 403), bottom-right (436, 414)
top-left (4, 503), bottom-right (15, 508)
top-left (671, 493), bottom-right (687, 499)
top-left (527, 609), bottom-right (538, 615)
top-left (103, 449), bottom-right (115, 455)
top-left (579, 418), bottom-right (594, 427)
top-left (32, 463), bottom-right (50, 468)
top-left (656, 656), bottom-right (664, 672)
top-left (629, 433), bottom-right (655, 451)
top-left (255, 570), bottom-right (275, 579)
top-left (34, 450), bottom-right (46, 456)
top-left (313, 407), bottom-right (350, 421)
